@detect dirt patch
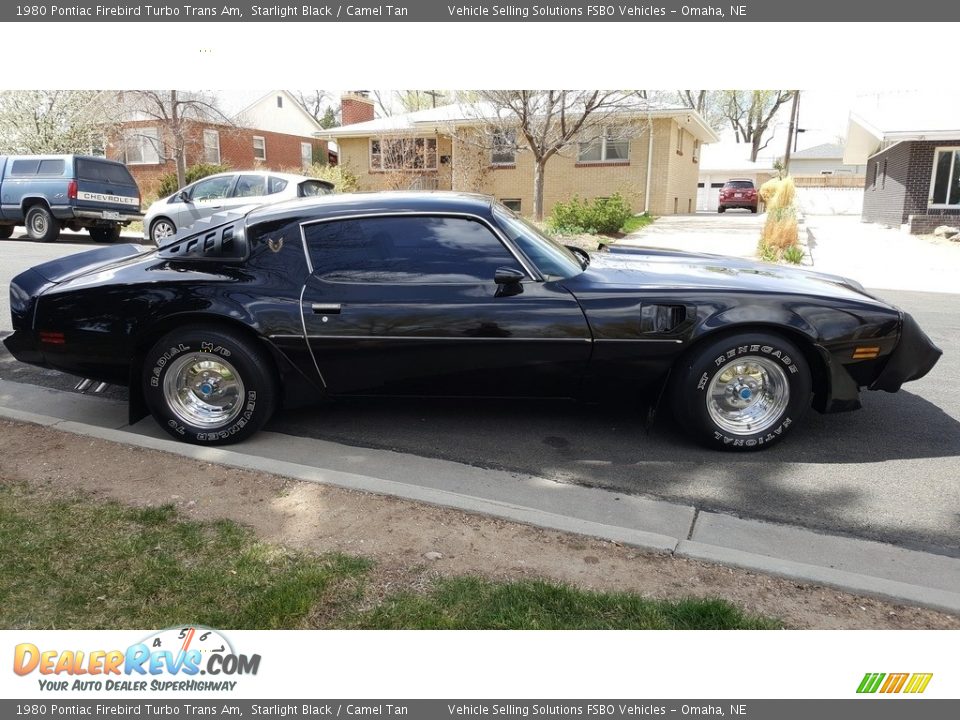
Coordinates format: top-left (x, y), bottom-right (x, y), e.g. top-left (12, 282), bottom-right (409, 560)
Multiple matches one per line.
top-left (1, 418), bottom-right (957, 630)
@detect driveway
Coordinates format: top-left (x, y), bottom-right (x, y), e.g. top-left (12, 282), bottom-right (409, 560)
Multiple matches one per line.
top-left (806, 215), bottom-right (960, 293)
top-left (619, 210), bottom-right (762, 258)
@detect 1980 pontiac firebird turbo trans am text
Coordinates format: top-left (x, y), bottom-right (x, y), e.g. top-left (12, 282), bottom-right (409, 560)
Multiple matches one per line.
top-left (4, 192), bottom-right (942, 450)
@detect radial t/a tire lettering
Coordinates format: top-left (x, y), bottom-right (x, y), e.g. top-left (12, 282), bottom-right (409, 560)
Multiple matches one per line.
top-left (671, 332), bottom-right (812, 450)
top-left (142, 325), bottom-right (278, 446)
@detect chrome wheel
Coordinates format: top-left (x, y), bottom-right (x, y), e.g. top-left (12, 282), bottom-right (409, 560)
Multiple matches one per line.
top-left (706, 356), bottom-right (790, 436)
top-left (162, 352), bottom-right (244, 428)
top-left (29, 212), bottom-right (48, 235)
top-left (152, 219), bottom-right (176, 244)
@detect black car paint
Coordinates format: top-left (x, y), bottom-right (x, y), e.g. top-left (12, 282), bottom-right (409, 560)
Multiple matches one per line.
top-left (3, 192), bottom-right (941, 427)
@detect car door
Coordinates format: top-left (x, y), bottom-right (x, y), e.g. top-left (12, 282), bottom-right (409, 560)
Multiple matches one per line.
top-left (299, 214), bottom-right (592, 398)
top-left (178, 174), bottom-right (237, 229)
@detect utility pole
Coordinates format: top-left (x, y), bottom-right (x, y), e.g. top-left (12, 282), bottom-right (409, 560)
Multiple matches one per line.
top-left (783, 90), bottom-right (800, 176)
top-left (423, 90), bottom-right (443, 108)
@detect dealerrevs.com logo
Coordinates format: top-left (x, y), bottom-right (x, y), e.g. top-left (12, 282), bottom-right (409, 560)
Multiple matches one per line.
top-left (13, 627), bottom-right (260, 692)
top-left (857, 672), bottom-right (933, 694)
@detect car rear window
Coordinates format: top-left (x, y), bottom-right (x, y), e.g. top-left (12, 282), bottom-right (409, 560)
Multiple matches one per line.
top-left (76, 159), bottom-right (136, 186)
top-left (724, 180), bottom-right (754, 189)
top-left (298, 180), bottom-right (333, 197)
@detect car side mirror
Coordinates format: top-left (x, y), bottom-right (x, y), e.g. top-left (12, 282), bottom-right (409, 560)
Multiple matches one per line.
top-left (178, 190), bottom-right (192, 203)
top-left (494, 267), bottom-right (525, 297)
top-left (495, 267), bottom-right (525, 285)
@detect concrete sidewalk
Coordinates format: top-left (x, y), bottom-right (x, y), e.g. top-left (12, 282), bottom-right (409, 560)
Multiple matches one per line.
top-left (1, 376), bottom-right (958, 615)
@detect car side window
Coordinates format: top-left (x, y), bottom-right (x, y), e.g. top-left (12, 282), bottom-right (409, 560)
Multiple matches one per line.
top-left (305, 216), bottom-right (521, 284)
top-left (267, 176), bottom-right (288, 194)
top-left (234, 174), bottom-right (266, 198)
top-left (188, 176), bottom-right (235, 201)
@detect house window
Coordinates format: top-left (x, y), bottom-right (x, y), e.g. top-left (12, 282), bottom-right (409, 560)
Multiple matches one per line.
top-left (277, 95), bottom-right (283, 108)
top-left (253, 136), bottom-right (266, 161)
top-left (491, 130), bottom-right (516, 165)
top-left (931, 148), bottom-right (960, 206)
top-left (501, 199), bottom-right (522, 212)
top-left (301, 142), bottom-right (313, 170)
top-left (123, 127), bottom-right (160, 165)
top-left (578, 128), bottom-right (630, 163)
top-left (203, 130), bottom-right (221, 164)
top-left (370, 137), bottom-right (439, 171)
top-left (676, 127), bottom-right (684, 155)
top-left (693, 139), bottom-right (700, 162)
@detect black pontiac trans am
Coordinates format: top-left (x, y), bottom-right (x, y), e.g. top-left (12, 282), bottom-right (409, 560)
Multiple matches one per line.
top-left (3, 192), bottom-right (942, 450)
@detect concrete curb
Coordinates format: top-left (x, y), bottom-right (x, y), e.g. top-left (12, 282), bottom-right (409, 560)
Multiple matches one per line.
top-left (2, 398), bottom-right (959, 616)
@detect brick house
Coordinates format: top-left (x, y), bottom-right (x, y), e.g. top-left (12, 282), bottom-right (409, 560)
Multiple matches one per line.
top-left (108, 90), bottom-right (334, 195)
top-left (845, 110), bottom-right (960, 232)
top-left (321, 93), bottom-right (719, 217)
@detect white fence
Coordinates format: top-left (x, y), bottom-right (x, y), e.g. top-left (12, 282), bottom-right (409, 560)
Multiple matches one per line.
top-left (795, 187), bottom-right (864, 216)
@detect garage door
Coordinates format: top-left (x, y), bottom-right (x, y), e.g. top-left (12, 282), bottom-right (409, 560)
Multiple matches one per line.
top-left (697, 182), bottom-right (724, 212)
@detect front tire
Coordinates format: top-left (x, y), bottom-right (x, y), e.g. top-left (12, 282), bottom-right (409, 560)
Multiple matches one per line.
top-left (143, 325), bottom-right (278, 445)
top-left (0, 225), bottom-right (13, 239)
top-left (25, 205), bottom-right (59, 242)
top-left (150, 217), bottom-right (177, 246)
top-left (717, 206), bottom-right (726, 214)
top-left (671, 332), bottom-right (811, 450)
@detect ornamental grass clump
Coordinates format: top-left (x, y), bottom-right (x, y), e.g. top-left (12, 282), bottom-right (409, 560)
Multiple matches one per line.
top-left (758, 176), bottom-right (801, 262)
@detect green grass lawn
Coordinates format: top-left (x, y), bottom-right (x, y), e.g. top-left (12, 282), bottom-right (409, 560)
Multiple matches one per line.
top-left (0, 484), bottom-right (778, 630)
top-left (620, 214), bottom-right (655, 234)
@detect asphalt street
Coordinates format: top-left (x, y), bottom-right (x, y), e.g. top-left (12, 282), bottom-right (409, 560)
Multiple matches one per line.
top-left (1, 234), bottom-right (958, 557)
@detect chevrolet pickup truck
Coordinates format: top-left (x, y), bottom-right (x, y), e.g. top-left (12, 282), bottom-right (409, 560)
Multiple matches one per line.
top-left (0, 155), bottom-right (142, 242)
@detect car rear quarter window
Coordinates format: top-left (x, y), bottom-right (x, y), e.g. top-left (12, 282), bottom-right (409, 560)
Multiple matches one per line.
top-left (10, 159), bottom-right (40, 176)
top-left (267, 177), bottom-right (288, 195)
top-left (76, 159), bottom-right (136, 185)
top-left (305, 215), bottom-right (520, 284)
top-left (298, 180), bottom-right (333, 197)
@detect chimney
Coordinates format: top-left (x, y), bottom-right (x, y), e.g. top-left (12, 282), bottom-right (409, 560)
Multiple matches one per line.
top-left (341, 91), bottom-right (375, 126)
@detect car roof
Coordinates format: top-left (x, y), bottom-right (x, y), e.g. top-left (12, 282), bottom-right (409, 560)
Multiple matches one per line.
top-left (193, 170), bottom-right (317, 183)
top-left (246, 191), bottom-right (496, 225)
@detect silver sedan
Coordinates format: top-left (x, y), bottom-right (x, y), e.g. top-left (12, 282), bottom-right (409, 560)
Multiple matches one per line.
top-left (144, 171), bottom-right (334, 246)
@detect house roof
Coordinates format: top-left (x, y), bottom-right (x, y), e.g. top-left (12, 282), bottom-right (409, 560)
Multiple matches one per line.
top-left (319, 100), bottom-right (720, 144)
top-left (790, 142), bottom-right (845, 160)
top-left (845, 106), bottom-right (960, 163)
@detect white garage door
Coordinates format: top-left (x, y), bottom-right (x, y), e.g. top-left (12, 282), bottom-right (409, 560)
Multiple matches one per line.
top-left (697, 181), bottom-right (724, 212)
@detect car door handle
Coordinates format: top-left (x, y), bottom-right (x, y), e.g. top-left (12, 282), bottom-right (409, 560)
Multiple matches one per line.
top-left (311, 303), bottom-right (341, 314)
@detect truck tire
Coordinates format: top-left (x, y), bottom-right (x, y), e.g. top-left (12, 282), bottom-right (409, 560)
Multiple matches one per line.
top-left (0, 225), bottom-right (13, 240)
top-left (25, 205), bottom-right (59, 242)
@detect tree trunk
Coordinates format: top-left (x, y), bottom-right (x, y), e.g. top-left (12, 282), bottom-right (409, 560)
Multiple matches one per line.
top-left (171, 90), bottom-right (187, 189)
top-left (532, 160), bottom-right (546, 220)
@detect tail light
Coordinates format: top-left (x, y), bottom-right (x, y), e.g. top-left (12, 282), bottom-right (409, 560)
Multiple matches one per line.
top-left (67, 180), bottom-right (77, 200)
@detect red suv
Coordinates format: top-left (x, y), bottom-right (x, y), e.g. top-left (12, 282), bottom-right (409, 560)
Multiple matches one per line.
top-left (718, 179), bottom-right (758, 213)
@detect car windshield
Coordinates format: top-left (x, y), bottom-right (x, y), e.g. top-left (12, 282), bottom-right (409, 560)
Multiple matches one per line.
top-left (493, 205), bottom-right (584, 280)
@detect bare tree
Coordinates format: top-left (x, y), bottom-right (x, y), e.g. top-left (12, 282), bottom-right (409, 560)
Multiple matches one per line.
top-left (472, 90), bottom-right (645, 220)
top-left (718, 90), bottom-right (796, 161)
top-left (0, 90), bottom-right (114, 154)
top-left (112, 90), bottom-right (236, 189)
top-left (371, 90), bottom-right (453, 117)
top-left (294, 90), bottom-right (331, 124)
top-left (674, 90), bottom-right (725, 131)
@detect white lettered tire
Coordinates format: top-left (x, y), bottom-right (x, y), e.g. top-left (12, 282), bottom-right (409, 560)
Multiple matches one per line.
top-left (143, 325), bottom-right (278, 445)
top-left (671, 332), bottom-right (812, 450)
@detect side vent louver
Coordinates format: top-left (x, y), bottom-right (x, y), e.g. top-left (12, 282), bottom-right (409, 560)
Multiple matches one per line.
top-left (640, 304), bottom-right (690, 334)
top-left (158, 210), bottom-right (248, 262)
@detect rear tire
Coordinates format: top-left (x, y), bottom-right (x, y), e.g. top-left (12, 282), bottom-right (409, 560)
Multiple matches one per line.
top-left (89, 225), bottom-right (122, 243)
top-left (142, 325), bottom-right (278, 446)
top-left (670, 332), bottom-right (812, 450)
top-left (25, 205), bottom-right (58, 242)
top-left (0, 225), bottom-right (13, 239)
top-left (718, 206), bottom-right (726, 214)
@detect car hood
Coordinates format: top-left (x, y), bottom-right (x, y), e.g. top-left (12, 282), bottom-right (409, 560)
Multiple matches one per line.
top-left (568, 246), bottom-right (887, 305)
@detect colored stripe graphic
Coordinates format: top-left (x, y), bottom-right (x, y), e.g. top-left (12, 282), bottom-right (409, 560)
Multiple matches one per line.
top-left (904, 674), bottom-right (933, 694)
top-left (880, 673), bottom-right (909, 693)
top-left (857, 673), bottom-right (885, 693)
